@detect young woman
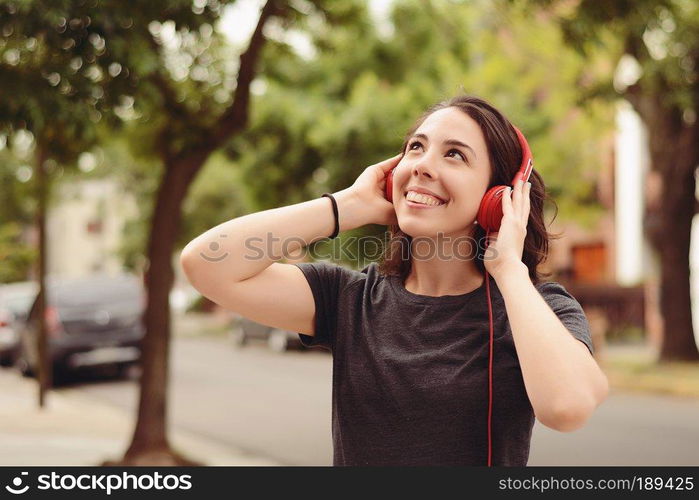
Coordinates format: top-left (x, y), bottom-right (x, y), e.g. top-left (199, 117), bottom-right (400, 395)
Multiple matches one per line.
top-left (180, 94), bottom-right (609, 466)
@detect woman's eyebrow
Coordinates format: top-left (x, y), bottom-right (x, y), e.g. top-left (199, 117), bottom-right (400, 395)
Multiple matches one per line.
top-left (410, 133), bottom-right (477, 160)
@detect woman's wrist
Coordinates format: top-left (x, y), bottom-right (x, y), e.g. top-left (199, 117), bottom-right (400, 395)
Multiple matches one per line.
top-left (331, 188), bottom-right (368, 233)
top-left (491, 259), bottom-right (529, 287)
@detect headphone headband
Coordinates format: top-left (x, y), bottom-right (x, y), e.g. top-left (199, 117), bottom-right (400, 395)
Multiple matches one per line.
top-left (511, 125), bottom-right (533, 186)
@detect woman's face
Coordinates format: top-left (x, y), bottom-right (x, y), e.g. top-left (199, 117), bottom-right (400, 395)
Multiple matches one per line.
top-left (392, 106), bottom-right (491, 239)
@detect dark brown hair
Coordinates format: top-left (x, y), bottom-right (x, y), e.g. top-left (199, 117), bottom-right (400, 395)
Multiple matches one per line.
top-left (377, 94), bottom-right (560, 285)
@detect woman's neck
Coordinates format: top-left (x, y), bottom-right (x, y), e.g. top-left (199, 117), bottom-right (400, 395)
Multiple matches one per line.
top-left (404, 259), bottom-right (484, 297)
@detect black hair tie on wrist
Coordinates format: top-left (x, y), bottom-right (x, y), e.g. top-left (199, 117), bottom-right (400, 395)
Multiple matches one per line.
top-left (321, 193), bottom-right (339, 239)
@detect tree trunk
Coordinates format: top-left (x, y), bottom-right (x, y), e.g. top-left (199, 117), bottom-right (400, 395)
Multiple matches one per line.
top-left (111, 157), bottom-right (206, 466)
top-left (632, 89), bottom-right (699, 362)
top-left (653, 148), bottom-right (699, 362)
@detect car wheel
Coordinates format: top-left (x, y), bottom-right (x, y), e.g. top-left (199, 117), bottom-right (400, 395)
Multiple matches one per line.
top-left (268, 329), bottom-right (289, 353)
top-left (229, 327), bottom-right (247, 347)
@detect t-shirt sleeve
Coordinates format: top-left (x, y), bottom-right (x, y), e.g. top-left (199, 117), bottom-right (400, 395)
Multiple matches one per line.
top-left (536, 282), bottom-right (594, 355)
top-left (292, 261), bottom-right (360, 350)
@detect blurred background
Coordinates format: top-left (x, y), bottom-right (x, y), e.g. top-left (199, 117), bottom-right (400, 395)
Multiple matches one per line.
top-left (1, 0), bottom-right (698, 466)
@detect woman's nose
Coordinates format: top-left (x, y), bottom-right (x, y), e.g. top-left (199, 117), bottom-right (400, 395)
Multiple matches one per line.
top-left (412, 156), bottom-right (439, 179)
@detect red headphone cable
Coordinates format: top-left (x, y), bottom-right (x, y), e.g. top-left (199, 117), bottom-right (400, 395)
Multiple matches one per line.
top-left (485, 229), bottom-right (494, 467)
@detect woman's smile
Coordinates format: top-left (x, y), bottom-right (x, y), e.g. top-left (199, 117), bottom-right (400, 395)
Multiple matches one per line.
top-left (404, 189), bottom-right (448, 210)
top-left (405, 198), bottom-right (447, 209)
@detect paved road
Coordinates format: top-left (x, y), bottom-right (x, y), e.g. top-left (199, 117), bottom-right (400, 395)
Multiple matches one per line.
top-left (529, 392), bottom-right (699, 466)
top-left (57, 335), bottom-right (699, 466)
top-left (60, 336), bottom-right (333, 465)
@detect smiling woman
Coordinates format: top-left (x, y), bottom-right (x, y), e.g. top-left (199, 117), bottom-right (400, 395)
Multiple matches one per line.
top-left (379, 95), bottom-right (555, 287)
top-left (180, 93), bottom-right (608, 467)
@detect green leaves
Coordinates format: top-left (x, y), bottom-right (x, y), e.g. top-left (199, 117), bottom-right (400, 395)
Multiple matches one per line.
top-left (0, 0), bottom-right (616, 273)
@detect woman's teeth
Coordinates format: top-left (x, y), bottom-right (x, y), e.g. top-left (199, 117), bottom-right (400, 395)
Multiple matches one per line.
top-left (405, 191), bottom-right (445, 206)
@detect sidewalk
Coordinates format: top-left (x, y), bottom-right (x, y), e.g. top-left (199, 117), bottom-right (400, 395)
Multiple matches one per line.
top-left (0, 368), bottom-right (280, 466)
top-left (601, 342), bottom-right (699, 399)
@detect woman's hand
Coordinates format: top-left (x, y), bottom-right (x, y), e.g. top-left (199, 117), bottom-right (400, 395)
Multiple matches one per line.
top-left (483, 179), bottom-right (532, 280)
top-left (347, 153), bottom-right (403, 226)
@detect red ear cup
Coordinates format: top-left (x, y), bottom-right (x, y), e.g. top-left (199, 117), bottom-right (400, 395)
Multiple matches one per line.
top-left (476, 125), bottom-right (533, 233)
top-left (385, 168), bottom-right (395, 202)
top-left (476, 185), bottom-right (508, 232)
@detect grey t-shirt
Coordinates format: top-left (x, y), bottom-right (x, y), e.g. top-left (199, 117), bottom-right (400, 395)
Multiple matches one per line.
top-left (293, 261), bottom-right (593, 466)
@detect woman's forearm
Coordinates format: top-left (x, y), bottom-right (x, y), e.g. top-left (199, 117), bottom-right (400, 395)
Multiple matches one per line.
top-left (180, 187), bottom-right (366, 288)
top-left (494, 261), bottom-right (609, 431)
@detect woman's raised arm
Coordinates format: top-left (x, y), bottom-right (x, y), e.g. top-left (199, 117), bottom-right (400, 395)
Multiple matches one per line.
top-left (179, 154), bottom-right (401, 335)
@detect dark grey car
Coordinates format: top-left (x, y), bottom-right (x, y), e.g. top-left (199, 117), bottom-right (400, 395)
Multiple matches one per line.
top-left (16, 274), bottom-right (145, 382)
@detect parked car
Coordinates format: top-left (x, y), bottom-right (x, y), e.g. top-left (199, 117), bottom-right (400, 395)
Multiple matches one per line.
top-left (230, 315), bottom-right (305, 353)
top-left (0, 281), bottom-right (38, 366)
top-left (15, 274), bottom-right (145, 382)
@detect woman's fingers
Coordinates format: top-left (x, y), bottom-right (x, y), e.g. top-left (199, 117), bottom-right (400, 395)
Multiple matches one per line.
top-left (512, 178), bottom-right (523, 211)
top-left (523, 182), bottom-right (531, 225)
top-left (374, 153), bottom-right (403, 172)
top-left (502, 186), bottom-right (513, 217)
top-left (502, 180), bottom-right (533, 228)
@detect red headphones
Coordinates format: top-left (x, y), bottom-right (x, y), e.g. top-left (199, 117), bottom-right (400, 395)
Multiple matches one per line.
top-left (385, 124), bottom-right (534, 466)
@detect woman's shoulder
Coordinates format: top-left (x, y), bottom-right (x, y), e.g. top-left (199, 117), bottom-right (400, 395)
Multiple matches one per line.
top-left (533, 279), bottom-right (593, 353)
top-left (534, 280), bottom-right (581, 302)
top-left (533, 279), bottom-right (589, 324)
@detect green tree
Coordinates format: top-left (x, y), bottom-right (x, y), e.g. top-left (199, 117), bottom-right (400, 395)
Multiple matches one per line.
top-left (521, 0), bottom-right (699, 361)
top-left (0, 143), bottom-right (36, 282)
top-left (219, 0), bottom-right (611, 270)
top-left (4, 0), bottom-right (374, 465)
top-left (0, 0), bottom-right (121, 405)
top-left (106, 0), bottom-right (352, 466)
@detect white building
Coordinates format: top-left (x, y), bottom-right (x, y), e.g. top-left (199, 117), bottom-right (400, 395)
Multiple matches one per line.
top-left (46, 179), bottom-right (137, 278)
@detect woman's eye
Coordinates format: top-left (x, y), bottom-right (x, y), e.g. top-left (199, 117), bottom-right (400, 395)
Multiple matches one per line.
top-left (407, 141), bottom-right (422, 151)
top-left (448, 149), bottom-right (466, 162)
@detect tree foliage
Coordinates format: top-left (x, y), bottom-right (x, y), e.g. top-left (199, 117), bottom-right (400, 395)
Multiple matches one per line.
top-left (519, 0), bottom-right (699, 360)
top-left (209, 0), bottom-right (613, 269)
